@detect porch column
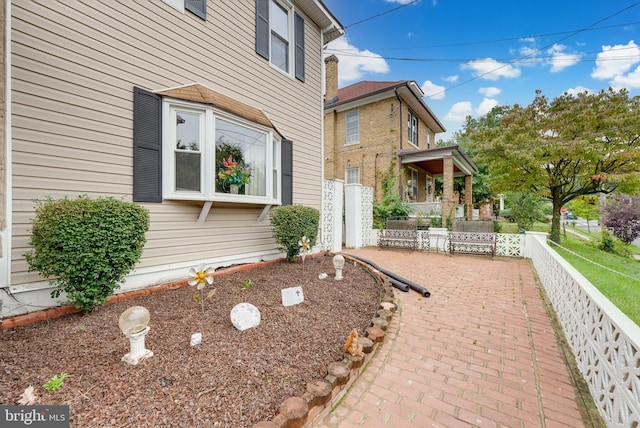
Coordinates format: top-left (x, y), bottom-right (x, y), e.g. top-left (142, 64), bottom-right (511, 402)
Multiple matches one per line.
top-left (465, 174), bottom-right (473, 220)
top-left (442, 156), bottom-right (454, 227)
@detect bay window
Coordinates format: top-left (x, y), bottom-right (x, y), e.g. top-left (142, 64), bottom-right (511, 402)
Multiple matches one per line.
top-left (163, 99), bottom-right (280, 203)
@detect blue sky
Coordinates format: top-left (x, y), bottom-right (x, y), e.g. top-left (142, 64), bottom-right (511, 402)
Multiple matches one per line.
top-left (321, 0), bottom-right (640, 141)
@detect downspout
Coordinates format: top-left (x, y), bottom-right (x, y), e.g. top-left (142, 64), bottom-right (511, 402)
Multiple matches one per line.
top-left (1, 0), bottom-right (12, 291)
top-left (394, 88), bottom-right (403, 198)
top-left (374, 152), bottom-right (379, 196)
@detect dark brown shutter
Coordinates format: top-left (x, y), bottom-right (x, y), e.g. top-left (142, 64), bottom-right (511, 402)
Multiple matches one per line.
top-left (256, 0), bottom-right (269, 59)
top-left (133, 87), bottom-right (163, 202)
top-left (185, 0), bottom-right (206, 20)
top-left (294, 12), bottom-right (305, 82)
top-left (281, 139), bottom-right (293, 205)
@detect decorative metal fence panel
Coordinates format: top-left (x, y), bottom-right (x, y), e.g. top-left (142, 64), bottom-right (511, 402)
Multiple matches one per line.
top-left (529, 235), bottom-right (640, 427)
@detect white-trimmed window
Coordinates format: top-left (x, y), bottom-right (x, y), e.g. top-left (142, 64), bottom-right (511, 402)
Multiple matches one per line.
top-left (163, 99), bottom-right (280, 204)
top-left (346, 167), bottom-right (360, 184)
top-left (407, 168), bottom-right (418, 200)
top-left (408, 110), bottom-right (418, 146)
top-left (345, 110), bottom-right (359, 145)
top-left (256, 0), bottom-right (305, 81)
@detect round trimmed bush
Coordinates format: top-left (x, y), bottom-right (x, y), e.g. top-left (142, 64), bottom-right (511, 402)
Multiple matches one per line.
top-left (23, 196), bottom-right (150, 312)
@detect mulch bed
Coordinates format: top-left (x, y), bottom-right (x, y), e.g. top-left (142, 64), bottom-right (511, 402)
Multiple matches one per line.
top-left (1, 254), bottom-right (382, 427)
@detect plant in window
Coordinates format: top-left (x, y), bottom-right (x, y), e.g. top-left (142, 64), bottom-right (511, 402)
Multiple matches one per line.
top-left (217, 156), bottom-right (251, 192)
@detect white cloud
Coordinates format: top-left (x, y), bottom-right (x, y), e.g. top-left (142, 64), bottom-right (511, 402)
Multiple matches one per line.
top-left (444, 98), bottom-right (498, 122)
top-left (476, 98), bottom-right (498, 116)
top-left (444, 101), bottom-right (473, 121)
top-left (565, 86), bottom-right (593, 96)
top-left (479, 87), bottom-right (501, 97)
top-left (519, 45), bottom-right (539, 58)
top-left (421, 80), bottom-right (446, 100)
top-left (610, 64), bottom-right (640, 90)
top-left (547, 44), bottom-right (581, 72)
top-left (324, 37), bottom-right (390, 85)
top-left (461, 58), bottom-right (521, 80)
top-left (591, 40), bottom-right (640, 80)
top-left (443, 75), bottom-right (458, 83)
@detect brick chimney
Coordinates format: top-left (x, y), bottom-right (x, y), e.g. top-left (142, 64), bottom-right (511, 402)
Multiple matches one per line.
top-left (324, 55), bottom-right (339, 103)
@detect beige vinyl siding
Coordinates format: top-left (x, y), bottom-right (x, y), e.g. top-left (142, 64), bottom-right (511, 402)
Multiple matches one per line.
top-left (11, 1), bottom-right (326, 285)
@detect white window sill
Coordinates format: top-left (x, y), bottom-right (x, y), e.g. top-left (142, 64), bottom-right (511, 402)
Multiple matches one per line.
top-left (164, 195), bottom-right (278, 224)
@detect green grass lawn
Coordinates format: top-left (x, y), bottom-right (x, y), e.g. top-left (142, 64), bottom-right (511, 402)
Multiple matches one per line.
top-left (552, 231), bottom-right (640, 326)
top-left (497, 221), bottom-right (550, 234)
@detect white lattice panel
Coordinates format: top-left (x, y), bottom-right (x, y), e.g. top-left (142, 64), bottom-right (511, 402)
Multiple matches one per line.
top-left (361, 187), bottom-right (373, 247)
top-left (496, 233), bottom-right (523, 257)
top-left (322, 180), bottom-right (336, 251)
top-left (530, 235), bottom-right (640, 427)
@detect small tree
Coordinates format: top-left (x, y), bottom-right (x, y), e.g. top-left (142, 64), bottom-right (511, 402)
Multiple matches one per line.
top-left (602, 194), bottom-right (640, 244)
top-left (568, 196), bottom-right (600, 233)
top-left (24, 196), bottom-right (149, 312)
top-left (270, 205), bottom-right (319, 262)
top-left (507, 191), bottom-right (545, 231)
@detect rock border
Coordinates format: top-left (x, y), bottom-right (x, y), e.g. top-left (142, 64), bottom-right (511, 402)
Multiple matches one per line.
top-left (251, 254), bottom-right (397, 428)
top-left (1, 252), bottom-right (398, 428)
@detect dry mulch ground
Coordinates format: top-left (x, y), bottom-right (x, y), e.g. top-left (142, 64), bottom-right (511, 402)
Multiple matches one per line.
top-left (1, 254), bottom-right (382, 427)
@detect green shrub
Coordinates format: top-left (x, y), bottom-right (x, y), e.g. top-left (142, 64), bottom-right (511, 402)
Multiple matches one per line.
top-left (594, 230), bottom-right (631, 257)
top-left (499, 209), bottom-right (514, 222)
top-left (24, 196), bottom-right (149, 312)
top-left (430, 216), bottom-right (443, 228)
top-left (372, 157), bottom-right (414, 228)
top-left (270, 205), bottom-right (319, 262)
top-left (493, 221), bottom-right (502, 233)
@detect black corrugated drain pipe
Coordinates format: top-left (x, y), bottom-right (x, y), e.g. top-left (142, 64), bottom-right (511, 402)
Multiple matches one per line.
top-left (343, 253), bottom-right (431, 298)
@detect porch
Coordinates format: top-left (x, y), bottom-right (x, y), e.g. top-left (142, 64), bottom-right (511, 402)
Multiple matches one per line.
top-left (399, 145), bottom-right (477, 223)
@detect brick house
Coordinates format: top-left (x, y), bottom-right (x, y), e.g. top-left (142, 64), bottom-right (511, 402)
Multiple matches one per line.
top-left (323, 55), bottom-right (477, 223)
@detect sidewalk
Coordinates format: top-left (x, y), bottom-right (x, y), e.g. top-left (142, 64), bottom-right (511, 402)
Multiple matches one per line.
top-left (315, 248), bottom-right (600, 428)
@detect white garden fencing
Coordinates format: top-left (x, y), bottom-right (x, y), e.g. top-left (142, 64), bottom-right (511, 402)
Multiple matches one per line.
top-left (527, 233), bottom-right (640, 427)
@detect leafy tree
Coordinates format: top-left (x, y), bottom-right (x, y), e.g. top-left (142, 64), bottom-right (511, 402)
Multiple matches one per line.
top-left (568, 196), bottom-right (600, 232)
top-left (602, 194), bottom-right (640, 244)
top-left (506, 191), bottom-right (546, 231)
top-left (467, 89), bottom-right (640, 243)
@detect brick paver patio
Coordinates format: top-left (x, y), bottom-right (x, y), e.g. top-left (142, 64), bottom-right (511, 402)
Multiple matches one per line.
top-left (316, 248), bottom-right (596, 428)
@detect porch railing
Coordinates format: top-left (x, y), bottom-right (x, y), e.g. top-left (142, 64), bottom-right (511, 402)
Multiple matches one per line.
top-left (409, 202), bottom-right (465, 218)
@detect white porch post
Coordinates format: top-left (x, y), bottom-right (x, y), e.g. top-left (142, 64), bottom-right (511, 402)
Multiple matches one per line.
top-left (330, 180), bottom-right (343, 253)
top-left (344, 183), bottom-right (363, 249)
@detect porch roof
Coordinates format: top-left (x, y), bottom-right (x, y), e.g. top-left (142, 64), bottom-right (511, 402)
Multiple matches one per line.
top-left (399, 145), bottom-right (478, 178)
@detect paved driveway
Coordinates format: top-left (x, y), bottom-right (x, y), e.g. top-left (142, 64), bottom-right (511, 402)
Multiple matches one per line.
top-left (316, 248), bottom-right (602, 428)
